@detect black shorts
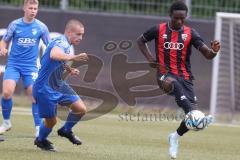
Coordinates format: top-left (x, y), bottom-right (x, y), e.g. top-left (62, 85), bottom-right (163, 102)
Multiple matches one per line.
top-left (157, 73), bottom-right (197, 105)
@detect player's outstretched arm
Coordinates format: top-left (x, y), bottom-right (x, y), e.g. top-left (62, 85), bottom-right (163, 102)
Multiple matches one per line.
top-left (137, 35), bottom-right (157, 68)
top-left (50, 47), bottom-right (88, 62)
top-left (199, 40), bottom-right (221, 59)
top-left (0, 40), bottom-right (8, 56)
top-left (69, 53), bottom-right (88, 62)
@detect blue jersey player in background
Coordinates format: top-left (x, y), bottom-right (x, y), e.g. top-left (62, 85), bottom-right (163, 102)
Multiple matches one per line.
top-left (0, 0), bottom-right (50, 137)
top-left (33, 19), bottom-right (88, 151)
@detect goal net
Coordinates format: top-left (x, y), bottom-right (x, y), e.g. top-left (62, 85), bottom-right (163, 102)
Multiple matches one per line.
top-left (210, 12), bottom-right (240, 123)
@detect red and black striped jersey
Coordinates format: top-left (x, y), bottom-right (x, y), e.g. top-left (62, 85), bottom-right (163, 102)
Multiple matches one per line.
top-left (142, 22), bottom-right (204, 80)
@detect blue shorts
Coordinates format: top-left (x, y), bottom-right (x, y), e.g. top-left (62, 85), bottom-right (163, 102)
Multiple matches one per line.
top-left (3, 65), bottom-right (38, 89)
top-left (33, 84), bottom-right (80, 118)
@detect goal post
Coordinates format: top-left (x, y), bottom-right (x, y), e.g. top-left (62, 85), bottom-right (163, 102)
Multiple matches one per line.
top-left (210, 12), bottom-right (240, 123)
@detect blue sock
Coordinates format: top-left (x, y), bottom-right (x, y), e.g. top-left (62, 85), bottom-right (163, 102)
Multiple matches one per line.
top-left (38, 121), bottom-right (52, 141)
top-left (32, 103), bottom-right (41, 127)
top-left (1, 98), bottom-right (13, 120)
top-left (62, 112), bottom-right (82, 132)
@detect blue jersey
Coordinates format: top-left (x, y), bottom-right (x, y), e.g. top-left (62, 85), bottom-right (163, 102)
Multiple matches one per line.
top-left (33, 35), bottom-right (79, 118)
top-left (34, 35), bottom-right (74, 94)
top-left (2, 18), bottom-right (50, 67)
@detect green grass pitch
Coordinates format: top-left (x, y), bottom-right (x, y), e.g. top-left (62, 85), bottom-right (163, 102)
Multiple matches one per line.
top-left (0, 107), bottom-right (239, 160)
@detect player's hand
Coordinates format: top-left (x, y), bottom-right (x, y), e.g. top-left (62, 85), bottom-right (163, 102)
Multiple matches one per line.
top-left (0, 48), bottom-right (8, 56)
top-left (72, 53), bottom-right (88, 62)
top-left (69, 68), bottom-right (80, 75)
top-left (211, 40), bottom-right (220, 53)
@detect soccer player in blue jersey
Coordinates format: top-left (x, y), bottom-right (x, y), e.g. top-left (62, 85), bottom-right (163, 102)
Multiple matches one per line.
top-left (137, 1), bottom-right (220, 159)
top-left (33, 19), bottom-right (88, 151)
top-left (0, 0), bottom-right (50, 137)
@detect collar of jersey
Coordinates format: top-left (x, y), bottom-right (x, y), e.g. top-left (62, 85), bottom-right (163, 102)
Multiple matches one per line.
top-left (61, 35), bottom-right (71, 46)
top-left (167, 22), bottom-right (184, 32)
top-left (21, 17), bottom-right (35, 25)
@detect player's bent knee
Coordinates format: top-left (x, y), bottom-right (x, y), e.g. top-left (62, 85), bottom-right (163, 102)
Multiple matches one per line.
top-left (2, 90), bottom-right (14, 99)
top-left (158, 75), bottom-right (176, 94)
top-left (80, 106), bottom-right (87, 114)
top-left (161, 81), bottom-right (173, 93)
top-left (2, 81), bottom-right (16, 99)
top-left (71, 99), bottom-right (87, 115)
top-left (75, 105), bottom-right (87, 115)
top-left (158, 77), bottom-right (175, 93)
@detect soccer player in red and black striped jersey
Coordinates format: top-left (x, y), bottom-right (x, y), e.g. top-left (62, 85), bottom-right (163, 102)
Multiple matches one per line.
top-left (137, 1), bottom-right (220, 159)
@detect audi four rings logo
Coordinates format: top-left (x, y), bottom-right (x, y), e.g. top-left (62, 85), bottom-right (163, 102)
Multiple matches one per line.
top-left (164, 42), bottom-right (184, 50)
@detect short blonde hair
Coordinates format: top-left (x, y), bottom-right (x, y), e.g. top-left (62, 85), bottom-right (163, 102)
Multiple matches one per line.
top-left (24, 0), bottom-right (39, 6)
top-left (65, 19), bottom-right (84, 32)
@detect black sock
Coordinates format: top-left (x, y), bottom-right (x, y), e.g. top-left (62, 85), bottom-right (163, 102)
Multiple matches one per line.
top-left (176, 120), bottom-right (189, 136)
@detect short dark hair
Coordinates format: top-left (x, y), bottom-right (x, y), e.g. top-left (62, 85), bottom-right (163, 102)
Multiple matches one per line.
top-left (169, 1), bottom-right (188, 15)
